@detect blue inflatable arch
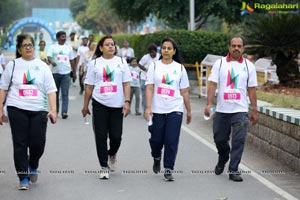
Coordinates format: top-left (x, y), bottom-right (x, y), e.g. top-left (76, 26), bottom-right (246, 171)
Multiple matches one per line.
top-left (7, 17), bottom-right (56, 47)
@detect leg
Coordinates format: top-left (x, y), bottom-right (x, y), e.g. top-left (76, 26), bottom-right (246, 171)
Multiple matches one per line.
top-left (140, 80), bottom-right (146, 113)
top-left (135, 87), bottom-right (141, 114)
top-left (92, 100), bottom-right (109, 167)
top-left (7, 107), bottom-right (30, 181)
top-left (61, 74), bottom-right (70, 115)
top-left (28, 111), bottom-right (48, 169)
top-left (52, 73), bottom-right (61, 114)
top-left (163, 112), bottom-right (183, 170)
top-left (229, 112), bottom-right (249, 173)
top-left (107, 107), bottom-right (123, 156)
top-left (213, 112), bottom-right (231, 165)
top-left (149, 113), bottom-right (165, 159)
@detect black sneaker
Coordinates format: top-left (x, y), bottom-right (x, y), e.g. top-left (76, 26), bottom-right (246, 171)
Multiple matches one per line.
top-left (214, 162), bottom-right (225, 175)
top-left (153, 158), bottom-right (161, 174)
top-left (229, 174), bottom-right (243, 182)
top-left (164, 169), bottom-right (174, 182)
top-left (62, 113), bottom-right (68, 119)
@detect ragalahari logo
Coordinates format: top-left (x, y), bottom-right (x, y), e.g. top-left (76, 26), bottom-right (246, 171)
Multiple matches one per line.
top-left (240, 2), bottom-right (255, 16)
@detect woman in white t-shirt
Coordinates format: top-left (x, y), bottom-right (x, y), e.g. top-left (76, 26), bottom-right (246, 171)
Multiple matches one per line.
top-left (0, 34), bottom-right (57, 190)
top-left (144, 38), bottom-right (192, 181)
top-left (82, 35), bottom-right (131, 179)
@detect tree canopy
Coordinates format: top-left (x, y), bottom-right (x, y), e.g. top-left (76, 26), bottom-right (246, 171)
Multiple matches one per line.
top-left (0, 0), bottom-right (24, 30)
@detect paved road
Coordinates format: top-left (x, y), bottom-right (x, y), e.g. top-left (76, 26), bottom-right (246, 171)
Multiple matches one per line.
top-left (0, 50), bottom-right (299, 200)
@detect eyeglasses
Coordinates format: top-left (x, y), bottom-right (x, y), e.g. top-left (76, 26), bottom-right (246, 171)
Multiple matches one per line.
top-left (230, 44), bottom-right (243, 48)
top-left (21, 44), bottom-right (34, 49)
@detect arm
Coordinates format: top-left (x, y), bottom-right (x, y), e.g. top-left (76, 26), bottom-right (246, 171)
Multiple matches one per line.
top-left (47, 56), bottom-right (57, 67)
top-left (122, 81), bottom-right (131, 117)
top-left (47, 92), bottom-right (57, 124)
top-left (138, 63), bottom-right (147, 72)
top-left (204, 81), bottom-right (217, 117)
top-left (248, 87), bottom-right (258, 124)
top-left (70, 59), bottom-right (77, 81)
top-left (0, 89), bottom-right (7, 125)
top-left (180, 88), bottom-right (192, 124)
top-left (144, 84), bottom-right (154, 119)
top-left (81, 84), bottom-right (94, 117)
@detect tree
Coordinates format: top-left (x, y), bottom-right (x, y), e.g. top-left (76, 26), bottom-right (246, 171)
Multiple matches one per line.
top-left (110, 0), bottom-right (229, 29)
top-left (0, 0), bottom-right (24, 30)
top-left (243, 14), bottom-right (300, 85)
top-left (70, 0), bottom-right (127, 34)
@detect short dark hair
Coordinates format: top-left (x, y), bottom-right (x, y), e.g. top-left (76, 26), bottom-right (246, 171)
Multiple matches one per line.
top-left (56, 31), bottom-right (66, 39)
top-left (229, 36), bottom-right (245, 46)
top-left (148, 44), bottom-right (157, 53)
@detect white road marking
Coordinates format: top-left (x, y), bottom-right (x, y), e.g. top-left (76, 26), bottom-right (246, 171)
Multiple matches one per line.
top-left (182, 125), bottom-right (298, 200)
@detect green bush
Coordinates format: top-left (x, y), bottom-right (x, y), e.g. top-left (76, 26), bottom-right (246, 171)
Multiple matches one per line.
top-left (113, 30), bottom-right (231, 63)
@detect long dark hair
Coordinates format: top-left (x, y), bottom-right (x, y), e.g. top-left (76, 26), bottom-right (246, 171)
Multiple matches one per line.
top-left (159, 37), bottom-right (184, 64)
top-left (93, 35), bottom-right (117, 58)
top-left (16, 34), bottom-right (35, 58)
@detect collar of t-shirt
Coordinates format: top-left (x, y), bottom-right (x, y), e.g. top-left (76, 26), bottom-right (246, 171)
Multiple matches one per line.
top-left (226, 53), bottom-right (244, 63)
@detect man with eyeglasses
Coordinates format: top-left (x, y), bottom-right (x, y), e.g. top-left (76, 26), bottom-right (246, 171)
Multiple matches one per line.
top-left (47, 31), bottom-right (76, 119)
top-left (204, 36), bottom-right (258, 182)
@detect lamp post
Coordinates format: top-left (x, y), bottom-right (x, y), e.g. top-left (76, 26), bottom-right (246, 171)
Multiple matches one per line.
top-left (189, 0), bottom-right (195, 31)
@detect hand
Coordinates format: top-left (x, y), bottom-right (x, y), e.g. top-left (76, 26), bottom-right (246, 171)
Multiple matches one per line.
top-left (204, 104), bottom-right (213, 117)
top-left (186, 111), bottom-right (192, 124)
top-left (144, 108), bottom-right (152, 120)
top-left (47, 110), bottom-right (57, 124)
top-left (81, 108), bottom-right (90, 117)
top-left (51, 62), bottom-right (57, 67)
top-left (72, 73), bottom-right (77, 82)
top-left (122, 103), bottom-right (130, 118)
top-left (250, 110), bottom-right (258, 125)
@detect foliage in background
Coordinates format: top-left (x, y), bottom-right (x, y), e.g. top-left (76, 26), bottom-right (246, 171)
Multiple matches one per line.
top-left (243, 14), bottom-right (300, 85)
top-left (0, 0), bottom-right (24, 30)
top-left (113, 30), bottom-right (231, 63)
top-left (70, 0), bottom-right (126, 34)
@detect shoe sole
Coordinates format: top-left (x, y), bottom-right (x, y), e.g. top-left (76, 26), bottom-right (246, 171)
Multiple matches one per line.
top-left (30, 175), bottom-right (38, 183)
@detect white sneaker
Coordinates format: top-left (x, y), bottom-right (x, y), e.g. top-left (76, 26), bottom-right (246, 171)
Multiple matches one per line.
top-left (99, 167), bottom-right (110, 179)
top-left (108, 154), bottom-right (117, 172)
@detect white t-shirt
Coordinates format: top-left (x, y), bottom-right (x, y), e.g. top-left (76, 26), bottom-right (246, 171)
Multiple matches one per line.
top-left (146, 60), bottom-right (189, 113)
top-left (139, 53), bottom-right (160, 80)
top-left (0, 58), bottom-right (57, 111)
top-left (120, 47), bottom-right (135, 60)
top-left (208, 56), bottom-right (257, 113)
top-left (77, 45), bottom-right (89, 67)
top-left (84, 56), bottom-right (132, 108)
top-left (0, 53), bottom-right (5, 74)
top-left (47, 43), bottom-right (75, 74)
top-left (130, 66), bottom-right (141, 87)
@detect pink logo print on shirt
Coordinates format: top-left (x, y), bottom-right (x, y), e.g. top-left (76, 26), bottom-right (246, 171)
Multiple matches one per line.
top-left (57, 55), bottom-right (67, 62)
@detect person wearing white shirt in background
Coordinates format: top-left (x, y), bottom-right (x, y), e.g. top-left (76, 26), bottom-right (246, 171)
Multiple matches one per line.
top-left (0, 48), bottom-right (6, 79)
top-left (82, 35), bottom-right (131, 180)
top-left (76, 37), bottom-right (89, 95)
top-left (138, 44), bottom-right (160, 113)
top-left (47, 31), bottom-right (76, 119)
top-left (0, 34), bottom-right (57, 190)
top-left (129, 57), bottom-right (142, 115)
top-left (120, 40), bottom-right (135, 63)
top-left (144, 38), bottom-right (192, 181)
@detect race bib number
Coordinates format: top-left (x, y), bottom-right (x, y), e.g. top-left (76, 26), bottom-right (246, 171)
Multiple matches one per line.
top-left (157, 84), bottom-right (175, 98)
top-left (19, 85), bottom-right (38, 99)
top-left (131, 71), bottom-right (139, 79)
top-left (223, 89), bottom-right (241, 102)
top-left (100, 82), bottom-right (117, 95)
top-left (57, 54), bottom-right (68, 62)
